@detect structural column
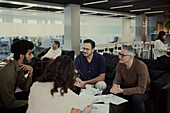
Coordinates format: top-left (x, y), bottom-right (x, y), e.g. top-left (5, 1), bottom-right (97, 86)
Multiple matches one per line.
top-left (147, 16), bottom-right (157, 42)
top-left (64, 4), bottom-right (80, 56)
top-left (135, 14), bottom-right (146, 41)
top-left (122, 18), bottom-right (131, 41)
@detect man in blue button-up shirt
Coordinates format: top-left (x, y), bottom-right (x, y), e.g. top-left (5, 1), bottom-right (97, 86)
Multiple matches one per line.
top-left (74, 39), bottom-right (106, 89)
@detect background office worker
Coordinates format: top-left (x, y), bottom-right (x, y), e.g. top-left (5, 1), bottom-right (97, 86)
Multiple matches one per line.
top-left (154, 31), bottom-right (170, 58)
top-left (74, 39), bottom-right (106, 89)
top-left (40, 40), bottom-right (62, 60)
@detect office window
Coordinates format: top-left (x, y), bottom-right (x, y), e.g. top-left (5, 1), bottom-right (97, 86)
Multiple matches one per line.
top-left (55, 21), bottom-right (62, 24)
top-left (0, 18), bottom-right (2, 23)
top-left (48, 20), bottom-right (51, 24)
top-left (27, 19), bottom-right (37, 24)
top-left (13, 18), bottom-right (22, 23)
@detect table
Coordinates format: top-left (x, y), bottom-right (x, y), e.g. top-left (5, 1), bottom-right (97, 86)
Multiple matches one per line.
top-left (142, 43), bottom-right (154, 59)
top-left (79, 88), bottom-right (128, 113)
top-left (102, 90), bottom-right (128, 113)
top-left (110, 103), bottom-right (127, 113)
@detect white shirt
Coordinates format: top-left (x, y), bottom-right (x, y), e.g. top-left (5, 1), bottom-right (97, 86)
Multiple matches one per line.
top-left (44, 47), bottom-right (62, 59)
top-left (27, 82), bottom-right (80, 113)
top-left (154, 40), bottom-right (167, 58)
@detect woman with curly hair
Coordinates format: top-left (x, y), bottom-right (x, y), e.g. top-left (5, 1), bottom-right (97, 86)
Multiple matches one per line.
top-left (27, 55), bottom-right (93, 113)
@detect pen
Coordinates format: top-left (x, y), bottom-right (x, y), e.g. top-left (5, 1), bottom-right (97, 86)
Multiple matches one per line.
top-left (87, 105), bottom-right (97, 109)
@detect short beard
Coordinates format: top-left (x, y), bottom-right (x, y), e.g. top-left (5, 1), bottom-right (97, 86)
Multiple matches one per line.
top-left (23, 56), bottom-right (29, 64)
top-left (84, 51), bottom-right (92, 58)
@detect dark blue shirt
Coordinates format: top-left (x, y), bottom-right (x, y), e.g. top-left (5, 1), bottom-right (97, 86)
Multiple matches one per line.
top-left (74, 52), bottom-right (106, 81)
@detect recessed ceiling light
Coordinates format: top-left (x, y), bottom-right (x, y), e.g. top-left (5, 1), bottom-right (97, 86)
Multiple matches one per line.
top-left (55, 11), bottom-right (63, 14)
top-left (83, 0), bottom-right (108, 5)
top-left (0, 1), bottom-right (64, 9)
top-left (110, 5), bottom-right (133, 9)
top-left (80, 9), bottom-right (119, 15)
top-left (17, 6), bottom-right (33, 10)
top-left (130, 8), bottom-right (151, 12)
top-left (144, 10), bottom-right (164, 14)
top-left (82, 12), bottom-right (98, 15)
top-left (102, 14), bottom-right (117, 17)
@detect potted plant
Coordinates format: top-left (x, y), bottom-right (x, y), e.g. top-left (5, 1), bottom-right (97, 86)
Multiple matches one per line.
top-left (153, 26), bottom-right (157, 33)
top-left (164, 19), bottom-right (170, 33)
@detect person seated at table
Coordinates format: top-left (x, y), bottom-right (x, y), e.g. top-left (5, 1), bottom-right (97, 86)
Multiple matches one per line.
top-left (27, 55), bottom-right (93, 113)
top-left (154, 31), bottom-right (170, 58)
top-left (110, 46), bottom-right (151, 113)
top-left (74, 39), bottom-right (106, 89)
top-left (0, 40), bottom-right (34, 113)
top-left (40, 40), bottom-right (62, 60)
top-left (2, 38), bottom-right (20, 62)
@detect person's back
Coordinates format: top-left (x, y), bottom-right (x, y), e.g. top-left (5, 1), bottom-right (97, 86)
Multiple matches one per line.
top-left (27, 82), bottom-right (79, 113)
top-left (27, 55), bottom-right (93, 113)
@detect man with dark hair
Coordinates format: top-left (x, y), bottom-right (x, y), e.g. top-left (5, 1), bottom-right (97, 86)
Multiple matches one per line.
top-left (74, 39), bottom-right (106, 89)
top-left (110, 46), bottom-right (151, 113)
top-left (2, 38), bottom-right (20, 62)
top-left (0, 40), bottom-right (34, 113)
top-left (40, 40), bottom-right (61, 60)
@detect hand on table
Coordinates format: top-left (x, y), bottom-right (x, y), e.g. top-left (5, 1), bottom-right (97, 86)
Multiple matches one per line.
top-left (76, 79), bottom-right (86, 88)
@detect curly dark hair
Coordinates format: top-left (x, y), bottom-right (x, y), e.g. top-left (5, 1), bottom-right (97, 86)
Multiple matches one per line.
top-left (12, 38), bottom-right (20, 43)
top-left (11, 40), bottom-right (34, 60)
top-left (156, 31), bottom-right (166, 43)
top-left (38, 55), bottom-right (76, 96)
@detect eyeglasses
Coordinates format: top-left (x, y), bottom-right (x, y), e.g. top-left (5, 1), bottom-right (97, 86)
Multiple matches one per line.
top-left (119, 52), bottom-right (131, 57)
top-left (83, 47), bottom-right (90, 51)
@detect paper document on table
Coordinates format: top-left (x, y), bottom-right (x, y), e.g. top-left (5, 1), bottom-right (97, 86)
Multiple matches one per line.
top-left (79, 91), bottom-right (95, 110)
top-left (91, 104), bottom-right (109, 113)
top-left (94, 95), bottom-right (110, 102)
top-left (109, 94), bottom-right (128, 105)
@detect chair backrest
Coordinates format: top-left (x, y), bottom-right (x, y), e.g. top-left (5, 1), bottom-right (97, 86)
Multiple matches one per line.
top-left (109, 36), bottom-right (119, 43)
top-left (61, 50), bottom-right (75, 60)
top-left (35, 47), bottom-right (50, 58)
top-left (95, 46), bottom-right (105, 53)
top-left (116, 44), bottom-right (122, 50)
top-left (114, 36), bottom-right (119, 42)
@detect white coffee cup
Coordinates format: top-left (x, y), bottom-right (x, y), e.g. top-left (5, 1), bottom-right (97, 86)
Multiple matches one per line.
top-left (85, 84), bottom-right (93, 91)
top-left (95, 81), bottom-right (107, 90)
